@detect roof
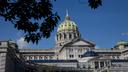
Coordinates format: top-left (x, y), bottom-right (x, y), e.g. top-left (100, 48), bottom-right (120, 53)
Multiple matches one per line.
top-left (82, 50), bottom-right (98, 57)
top-left (29, 60), bottom-right (78, 63)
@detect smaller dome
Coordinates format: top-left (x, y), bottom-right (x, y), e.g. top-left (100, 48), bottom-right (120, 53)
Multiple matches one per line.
top-left (116, 40), bottom-right (128, 46)
top-left (82, 50), bottom-right (98, 57)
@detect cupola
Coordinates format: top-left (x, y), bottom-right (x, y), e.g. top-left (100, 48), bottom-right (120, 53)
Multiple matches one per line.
top-left (55, 11), bottom-right (81, 47)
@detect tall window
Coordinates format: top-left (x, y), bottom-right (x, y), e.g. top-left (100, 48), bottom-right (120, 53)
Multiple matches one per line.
top-left (74, 33), bottom-right (77, 38)
top-left (59, 33), bottom-right (62, 40)
top-left (69, 33), bottom-right (72, 39)
top-left (78, 55), bottom-right (82, 58)
top-left (56, 34), bottom-right (58, 41)
top-left (64, 33), bottom-right (67, 39)
top-left (77, 33), bottom-right (80, 37)
top-left (69, 55), bottom-right (74, 58)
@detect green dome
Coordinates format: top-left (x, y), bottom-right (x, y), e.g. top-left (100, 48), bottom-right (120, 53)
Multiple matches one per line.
top-left (116, 41), bottom-right (128, 46)
top-left (57, 15), bottom-right (78, 32)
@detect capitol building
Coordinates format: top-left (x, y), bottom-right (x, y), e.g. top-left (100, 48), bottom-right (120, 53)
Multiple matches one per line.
top-left (1, 13), bottom-right (128, 72)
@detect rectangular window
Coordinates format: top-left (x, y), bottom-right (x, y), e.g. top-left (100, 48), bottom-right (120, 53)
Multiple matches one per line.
top-left (78, 55), bottom-right (82, 58)
top-left (69, 55), bottom-right (74, 58)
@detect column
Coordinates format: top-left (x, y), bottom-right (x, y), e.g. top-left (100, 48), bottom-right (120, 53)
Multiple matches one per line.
top-left (98, 61), bottom-right (101, 69)
top-left (104, 61), bottom-right (106, 67)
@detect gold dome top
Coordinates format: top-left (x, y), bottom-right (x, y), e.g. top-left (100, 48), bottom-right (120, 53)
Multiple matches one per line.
top-left (57, 12), bottom-right (78, 32)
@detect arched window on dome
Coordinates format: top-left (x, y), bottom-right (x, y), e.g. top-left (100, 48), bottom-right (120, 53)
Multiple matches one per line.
top-left (77, 33), bottom-right (80, 37)
top-left (69, 33), bottom-right (72, 39)
top-left (74, 33), bottom-right (77, 38)
top-left (64, 33), bottom-right (67, 39)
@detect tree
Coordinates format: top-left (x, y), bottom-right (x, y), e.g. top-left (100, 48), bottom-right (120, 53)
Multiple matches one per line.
top-left (37, 65), bottom-right (57, 72)
top-left (0, 0), bottom-right (102, 44)
top-left (88, 0), bottom-right (102, 9)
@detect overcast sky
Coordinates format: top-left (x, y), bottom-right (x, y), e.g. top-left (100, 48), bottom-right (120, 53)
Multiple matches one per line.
top-left (0, 0), bottom-right (128, 49)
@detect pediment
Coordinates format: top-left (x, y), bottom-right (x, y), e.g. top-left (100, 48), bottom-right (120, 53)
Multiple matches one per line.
top-left (66, 38), bottom-right (95, 47)
top-left (72, 40), bottom-right (90, 45)
top-left (59, 38), bottom-right (95, 52)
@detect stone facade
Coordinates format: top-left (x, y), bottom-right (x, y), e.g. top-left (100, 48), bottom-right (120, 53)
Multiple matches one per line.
top-left (0, 41), bottom-right (36, 72)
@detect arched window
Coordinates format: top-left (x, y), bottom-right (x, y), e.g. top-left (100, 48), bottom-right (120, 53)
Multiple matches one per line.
top-left (56, 34), bottom-right (58, 41)
top-left (59, 33), bottom-right (62, 40)
top-left (64, 33), bottom-right (67, 39)
top-left (74, 33), bottom-right (77, 38)
top-left (77, 33), bottom-right (79, 37)
top-left (69, 33), bottom-right (72, 39)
